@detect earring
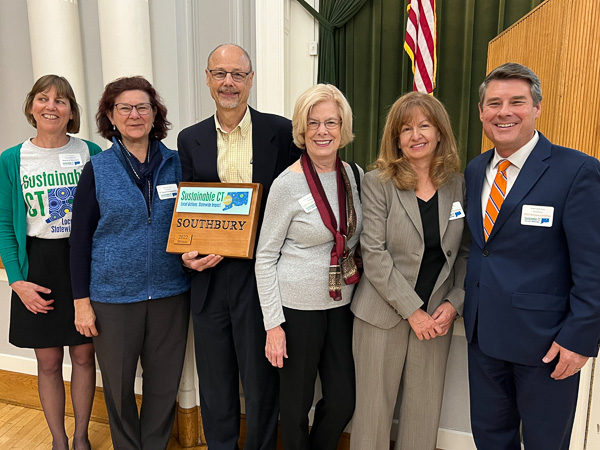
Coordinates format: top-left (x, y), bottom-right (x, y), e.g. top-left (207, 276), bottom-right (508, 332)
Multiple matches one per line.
top-left (113, 125), bottom-right (116, 131)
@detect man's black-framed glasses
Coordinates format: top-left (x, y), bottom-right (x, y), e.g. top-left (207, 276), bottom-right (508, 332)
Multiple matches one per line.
top-left (208, 69), bottom-right (251, 82)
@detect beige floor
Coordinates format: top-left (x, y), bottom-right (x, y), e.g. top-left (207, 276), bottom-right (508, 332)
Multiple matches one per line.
top-left (0, 401), bottom-right (442, 450)
top-left (0, 402), bottom-right (206, 450)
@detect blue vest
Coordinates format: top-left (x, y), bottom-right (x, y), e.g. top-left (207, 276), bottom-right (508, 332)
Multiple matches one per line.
top-left (89, 141), bottom-right (189, 303)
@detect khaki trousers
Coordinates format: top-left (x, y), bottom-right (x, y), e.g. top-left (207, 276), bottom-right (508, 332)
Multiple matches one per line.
top-left (350, 316), bottom-right (453, 450)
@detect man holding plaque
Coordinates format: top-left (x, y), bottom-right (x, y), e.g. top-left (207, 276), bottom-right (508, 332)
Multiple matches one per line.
top-left (177, 44), bottom-right (299, 450)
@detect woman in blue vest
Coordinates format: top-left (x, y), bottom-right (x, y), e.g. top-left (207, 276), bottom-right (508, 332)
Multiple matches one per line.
top-left (69, 76), bottom-right (190, 449)
top-left (0, 75), bottom-right (101, 450)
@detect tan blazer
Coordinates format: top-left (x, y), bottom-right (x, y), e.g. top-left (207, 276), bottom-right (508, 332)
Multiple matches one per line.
top-left (351, 170), bottom-right (468, 329)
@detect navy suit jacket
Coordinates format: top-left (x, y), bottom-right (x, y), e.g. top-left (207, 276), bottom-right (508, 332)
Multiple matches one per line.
top-left (464, 132), bottom-right (600, 366)
top-left (177, 107), bottom-right (300, 313)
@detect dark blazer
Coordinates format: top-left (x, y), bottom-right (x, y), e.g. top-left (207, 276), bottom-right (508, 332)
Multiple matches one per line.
top-left (351, 170), bottom-right (468, 329)
top-left (177, 107), bottom-right (300, 312)
top-left (464, 132), bottom-right (600, 366)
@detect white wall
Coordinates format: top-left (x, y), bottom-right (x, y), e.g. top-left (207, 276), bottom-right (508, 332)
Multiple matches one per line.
top-left (0, 1), bottom-right (36, 153)
top-left (285, 0), bottom-right (319, 117)
top-left (0, 0), bottom-right (41, 369)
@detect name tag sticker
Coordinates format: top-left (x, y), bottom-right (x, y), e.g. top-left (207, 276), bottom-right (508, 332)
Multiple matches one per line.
top-left (298, 193), bottom-right (317, 213)
top-left (449, 201), bottom-right (465, 220)
top-left (156, 184), bottom-right (178, 200)
top-left (521, 205), bottom-right (554, 227)
top-left (59, 153), bottom-right (83, 167)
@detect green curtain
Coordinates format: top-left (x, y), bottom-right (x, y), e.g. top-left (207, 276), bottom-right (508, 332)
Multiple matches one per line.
top-left (330, 0), bottom-right (543, 169)
top-left (296, 0), bottom-right (369, 85)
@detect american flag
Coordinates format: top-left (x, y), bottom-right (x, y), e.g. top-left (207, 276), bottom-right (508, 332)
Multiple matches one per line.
top-left (404, 0), bottom-right (437, 94)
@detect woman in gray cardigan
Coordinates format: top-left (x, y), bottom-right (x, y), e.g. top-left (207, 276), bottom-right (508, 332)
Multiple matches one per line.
top-left (255, 84), bottom-right (362, 450)
top-left (349, 92), bottom-right (468, 450)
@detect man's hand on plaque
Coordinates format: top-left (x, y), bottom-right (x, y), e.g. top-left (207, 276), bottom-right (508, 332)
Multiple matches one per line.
top-left (182, 251), bottom-right (223, 272)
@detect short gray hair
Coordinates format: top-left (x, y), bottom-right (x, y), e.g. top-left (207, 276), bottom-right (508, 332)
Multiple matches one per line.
top-left (479, 62), bottom-right (542, 106)
top-left (207, 44), bottom-right (253, 72)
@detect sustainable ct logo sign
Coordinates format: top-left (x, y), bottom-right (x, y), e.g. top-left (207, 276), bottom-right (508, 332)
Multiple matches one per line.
top-left (176, 187), bottom-right (253, 215)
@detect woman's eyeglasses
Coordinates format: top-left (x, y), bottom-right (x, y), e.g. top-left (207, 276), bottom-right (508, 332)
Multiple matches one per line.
top-left (114, 103), bottom-right (153, 116)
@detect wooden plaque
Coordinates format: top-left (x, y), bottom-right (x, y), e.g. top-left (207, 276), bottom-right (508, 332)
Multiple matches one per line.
top-left (166, 182), bottom-right (263, 259)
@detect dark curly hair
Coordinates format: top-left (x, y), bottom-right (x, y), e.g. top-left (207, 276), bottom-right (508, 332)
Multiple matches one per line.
top-left (96, 76), bottom-right (171, 140)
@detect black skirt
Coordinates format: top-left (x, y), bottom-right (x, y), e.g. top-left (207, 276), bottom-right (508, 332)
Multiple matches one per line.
top-left (9, 237), bottom-right (92, 348)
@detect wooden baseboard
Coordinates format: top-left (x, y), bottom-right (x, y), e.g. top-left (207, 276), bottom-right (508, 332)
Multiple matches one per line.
top-left (0, 369), bottom-right (141, 425)
top-left (176, 404), bottom-right (200, 447)
top-left (0, 369), bottom-right (355, 449)
top-left (0, 368), bottom-right (109, 424)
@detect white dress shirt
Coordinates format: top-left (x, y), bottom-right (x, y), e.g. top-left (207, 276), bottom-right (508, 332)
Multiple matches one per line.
top-left (480, 131), bottom-right (539, 222)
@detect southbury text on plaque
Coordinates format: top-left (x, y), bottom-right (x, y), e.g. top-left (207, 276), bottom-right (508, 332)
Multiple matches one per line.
top-left (166, 182), bottom-right (263, 259)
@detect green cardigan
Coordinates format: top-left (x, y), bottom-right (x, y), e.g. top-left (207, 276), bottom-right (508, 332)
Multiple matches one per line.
top-left (0, 139), bottom-right (102, 284)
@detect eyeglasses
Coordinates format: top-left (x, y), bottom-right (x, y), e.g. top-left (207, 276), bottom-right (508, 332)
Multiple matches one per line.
top-left (114, 103), bottom-right (153, 116)
top-left (307, 119), bottom-right (341, 130)
top-left (208, 69), bottom-right (251, 82)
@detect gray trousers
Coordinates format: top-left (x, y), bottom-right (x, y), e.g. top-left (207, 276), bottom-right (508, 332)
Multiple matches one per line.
top-left (350, 316), bottom-right (453, 450)
top-left (92, 292), bottom-right (190, 450)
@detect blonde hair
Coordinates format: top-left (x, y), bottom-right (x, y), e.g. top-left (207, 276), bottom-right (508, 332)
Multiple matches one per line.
top-left (292, 84), bottom-right (354, 149)
top-left (375, 92), bottom-right (460, 190)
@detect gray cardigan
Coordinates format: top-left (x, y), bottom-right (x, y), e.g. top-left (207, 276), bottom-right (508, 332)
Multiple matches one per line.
top-left (255, 166), bottom-right (363, 330)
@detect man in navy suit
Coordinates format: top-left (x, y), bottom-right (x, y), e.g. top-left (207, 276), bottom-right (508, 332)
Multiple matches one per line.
top-left (464, 62), bottom-right (600, 449)
top-left (177, 44), bottom-right (299, 450)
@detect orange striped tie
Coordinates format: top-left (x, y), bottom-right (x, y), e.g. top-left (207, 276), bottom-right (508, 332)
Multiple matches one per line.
top-left (484, 159), bottom-right (511, 241)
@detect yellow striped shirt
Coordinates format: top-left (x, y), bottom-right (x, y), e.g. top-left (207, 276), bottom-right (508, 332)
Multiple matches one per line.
top-left (215, 107), bottom-right (253, 183)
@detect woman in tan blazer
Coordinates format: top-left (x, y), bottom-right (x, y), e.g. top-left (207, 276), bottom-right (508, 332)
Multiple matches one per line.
top-left (349, 92), bottom-right (468, 450)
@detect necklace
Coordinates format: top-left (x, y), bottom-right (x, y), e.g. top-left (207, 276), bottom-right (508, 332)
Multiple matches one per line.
top-left (117, 138), bottom-right (150, 178)
top-left (118, 138), bottom-right (153, 220)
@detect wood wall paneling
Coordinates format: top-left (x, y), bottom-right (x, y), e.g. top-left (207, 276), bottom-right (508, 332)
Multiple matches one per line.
top-left (482, 0), bottom-right (600, 160)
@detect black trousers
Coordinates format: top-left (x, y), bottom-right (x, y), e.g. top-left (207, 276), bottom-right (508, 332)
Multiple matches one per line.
top-left (92, 292), bottom-right (190, 450)
top-left (191, 259), bottom-right (279, 450)
top-left (279, 304), bottom-right (355, 450)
